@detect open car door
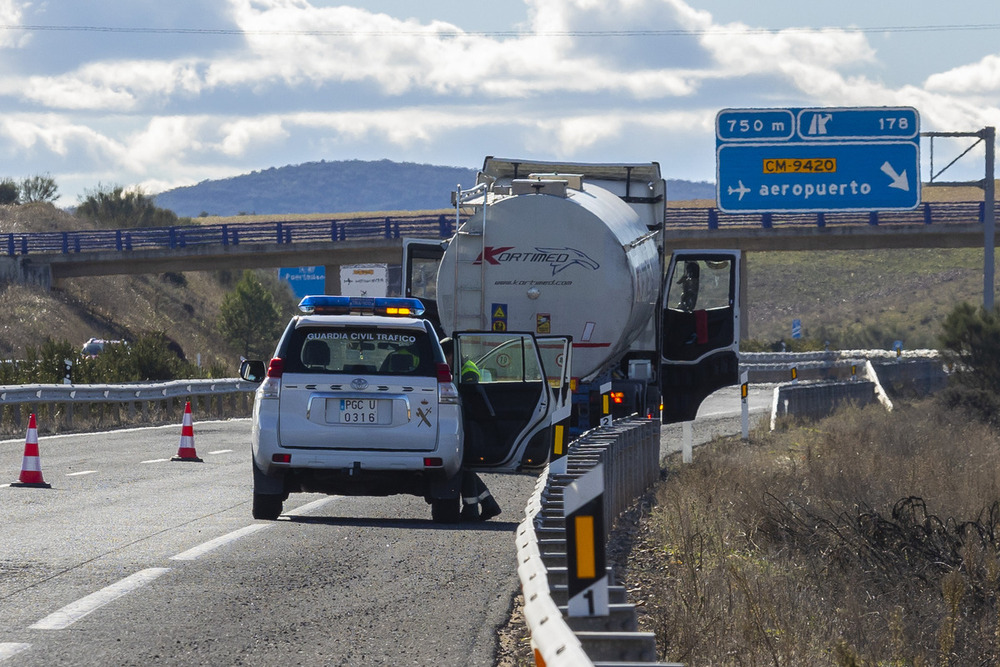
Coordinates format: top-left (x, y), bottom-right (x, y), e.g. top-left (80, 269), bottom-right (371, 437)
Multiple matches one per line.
top-left (660, 251), bottom-right (741, 423)
top-left (454, 331), bottom-right (553, 473)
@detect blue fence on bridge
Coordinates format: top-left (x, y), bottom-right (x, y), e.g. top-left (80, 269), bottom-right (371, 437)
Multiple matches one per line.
top-left (2, 201), bottom-right (988, 257)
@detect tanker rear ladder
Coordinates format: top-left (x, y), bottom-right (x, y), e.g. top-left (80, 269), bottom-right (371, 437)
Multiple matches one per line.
top-left (451, 183), bottom-right (490, 331)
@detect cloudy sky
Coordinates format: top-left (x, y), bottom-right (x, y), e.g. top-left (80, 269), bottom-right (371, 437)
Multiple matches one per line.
top-left (1, 0), bottom-right (999, 206)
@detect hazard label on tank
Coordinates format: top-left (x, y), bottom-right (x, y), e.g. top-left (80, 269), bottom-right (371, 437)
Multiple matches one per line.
top-left (492, 303), bottom-right (508, 332)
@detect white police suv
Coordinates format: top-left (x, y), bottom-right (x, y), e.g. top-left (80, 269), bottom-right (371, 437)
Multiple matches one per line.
top-left (240, 296), bottom-right (464, 522)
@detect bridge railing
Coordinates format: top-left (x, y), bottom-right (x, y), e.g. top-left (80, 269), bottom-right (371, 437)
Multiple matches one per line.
top-left (4, 213), bottom-right (457, 256)
top-left (3, 201), bottom-right (987, 257)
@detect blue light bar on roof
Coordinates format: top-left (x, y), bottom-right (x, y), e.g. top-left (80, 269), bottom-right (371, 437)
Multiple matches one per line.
top-left (298, 295), bottom-right (425, 317)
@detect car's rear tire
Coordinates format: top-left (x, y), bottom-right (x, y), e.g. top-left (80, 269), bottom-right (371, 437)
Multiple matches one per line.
top-left (430, 496), bottom-right (460, 524)
top-left (253, 493), bottom-right (284, 520)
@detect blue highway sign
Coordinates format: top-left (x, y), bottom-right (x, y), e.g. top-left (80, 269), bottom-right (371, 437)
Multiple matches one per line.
top-left (716, 106), bottom-right (920, 213)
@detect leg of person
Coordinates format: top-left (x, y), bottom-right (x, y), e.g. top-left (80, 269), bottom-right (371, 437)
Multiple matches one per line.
top-left (461, 470), bottom-right (480, 521)
top-left (476, 474), bottom-right (502, 521)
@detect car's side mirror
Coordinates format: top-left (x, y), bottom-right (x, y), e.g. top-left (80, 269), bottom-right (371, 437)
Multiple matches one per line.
top-left (240, 359), bottom-right (267, 383)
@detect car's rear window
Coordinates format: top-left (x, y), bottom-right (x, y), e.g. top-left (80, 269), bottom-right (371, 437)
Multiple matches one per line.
top-left (282, 325), bottom-right (438, 376)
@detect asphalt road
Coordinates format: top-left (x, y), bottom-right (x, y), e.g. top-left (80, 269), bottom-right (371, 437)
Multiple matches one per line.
top-left (0, 419), bottom-right (534, 666)
top-left (0, 385), bottom-right (773, 666)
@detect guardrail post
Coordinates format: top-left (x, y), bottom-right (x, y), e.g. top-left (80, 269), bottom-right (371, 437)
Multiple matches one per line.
top-left (62, 232), bottom-right (69, 254)
top-left (330, 221), bottom-right (338, 242)
top-left (708, 208), bottom-right (719, 230)
top-left (74, 237), bottom-right (81, 253)
top-left (20, 237), bottom-right (27, 255)
top-left (169, 228), bottom-right (177, 249)
top-left (125, 233), bottom-right (132, 251)
top-left (817, 212), bottom-right (826, 228)
top-left (384, 217), bottom-right (392, 239)
top-left (115, 230), bottom-right (123, 251)
top-left (980, 200), bottom-right (986, 224)
top-left (438, 214), bottom-right (452, 237)
top-left (761, 213), bottom-right (772, 229)
top-left (6, 233), bottom-right (13, 256)
top-left (868, 211), bottom-right (878, 226)
top-left (276, 222), bottom-right (283, 244)
top-left (221, 224), bottom-right (229, 246)
top-left (232, 229), bottom-right (239, 245)
top-left (924, 202), bottom-right (933, 225)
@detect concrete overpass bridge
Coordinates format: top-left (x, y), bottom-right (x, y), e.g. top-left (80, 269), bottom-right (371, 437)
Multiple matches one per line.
top-left (0, 202), bottom-right (993, 293)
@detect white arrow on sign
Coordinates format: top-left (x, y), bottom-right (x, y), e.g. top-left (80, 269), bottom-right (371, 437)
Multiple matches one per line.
top-left (880, 161), bottom-right (910, 191)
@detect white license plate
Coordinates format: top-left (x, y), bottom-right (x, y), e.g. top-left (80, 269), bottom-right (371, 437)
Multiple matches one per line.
top-left (338, 398), bottom-right (389, 424)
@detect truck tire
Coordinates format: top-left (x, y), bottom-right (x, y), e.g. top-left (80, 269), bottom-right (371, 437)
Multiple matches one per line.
top-left (253, 493), bottom-right (284, 520)
top-left (430, 496), bottom-right (460, 524)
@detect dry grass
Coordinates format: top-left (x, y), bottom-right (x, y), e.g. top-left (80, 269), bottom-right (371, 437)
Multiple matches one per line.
top-left (624, 400), bottom-right (1000, 666)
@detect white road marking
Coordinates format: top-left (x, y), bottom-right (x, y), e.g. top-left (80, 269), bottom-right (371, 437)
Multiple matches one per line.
top-left (140, 458), bottom-right (170, 464)
top-left (207, 449), bottom-right (233, 455)
top-left (65, 470), bottom-right (97, 477)
top-left (0, 643), bottom-right (31, 661)
top-left (29, 568), bottom-right (171, 630)
top-left (284, 496), bottom-right (337, 517)
top-left (170, 524), bottom-right (270, 561)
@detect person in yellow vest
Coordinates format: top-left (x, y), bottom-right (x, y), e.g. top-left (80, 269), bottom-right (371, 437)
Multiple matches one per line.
top-left (439, 337), bottom-right (501, 521)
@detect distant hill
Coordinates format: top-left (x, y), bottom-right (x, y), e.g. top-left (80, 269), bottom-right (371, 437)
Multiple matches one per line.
top-left (154, 159), bottom-right (716, 217)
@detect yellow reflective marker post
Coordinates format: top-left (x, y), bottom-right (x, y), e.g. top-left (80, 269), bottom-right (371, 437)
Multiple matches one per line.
top-left (565, 463), bottom-right (608, 617)
top-left (599, 381), bottom-right (612, 427)
top-left (574, 515), bottom-right (596, 578)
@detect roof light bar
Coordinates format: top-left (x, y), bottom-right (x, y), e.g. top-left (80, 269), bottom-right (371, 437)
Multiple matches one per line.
top-left (298, 295), bottom-right (425, 317)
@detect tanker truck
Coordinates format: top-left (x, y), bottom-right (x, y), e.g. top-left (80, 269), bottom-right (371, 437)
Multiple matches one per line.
top-left (404, 156), bottom-right (741, 437)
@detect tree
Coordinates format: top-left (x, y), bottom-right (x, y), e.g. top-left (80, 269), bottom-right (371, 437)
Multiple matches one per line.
top-left (76, 184), bottom-right (179, 228)
top-left (939, 302), bottom-right (1000, 392)
top-left (19, 174), bottom-right (59, 203)
top-left (0, 178), bottom-right (18, 205)
top-left (218, 270), bottom-right (283, 358)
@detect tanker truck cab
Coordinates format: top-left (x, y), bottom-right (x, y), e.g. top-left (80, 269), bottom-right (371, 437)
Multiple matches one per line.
top-left (450, 331), bottom-right (570, 473)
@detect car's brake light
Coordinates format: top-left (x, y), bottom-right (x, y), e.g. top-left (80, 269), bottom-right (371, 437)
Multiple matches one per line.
top-left (436, 362), bottom-right (460, 404)
top-left (260, 358), bottom-right (283, 399)
top-left (436, 362), bottom-right (453, 384)
top-left (423, 457), bottom-right (443, 468)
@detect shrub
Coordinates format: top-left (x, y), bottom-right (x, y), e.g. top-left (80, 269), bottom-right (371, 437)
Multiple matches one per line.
top-left (19, 174), bottom-right (59, 203)
top-left (0, 178), bottom-right (18, 205)
top-left (76, 184), bottom-right (180, 229)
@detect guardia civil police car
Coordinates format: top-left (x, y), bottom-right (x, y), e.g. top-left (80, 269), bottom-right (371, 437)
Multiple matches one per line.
top-left (240, 296), bottom-right (464, 522)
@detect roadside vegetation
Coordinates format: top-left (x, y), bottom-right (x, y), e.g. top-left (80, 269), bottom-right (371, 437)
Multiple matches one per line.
top-left (623, 304), bottom-right (1000, 665)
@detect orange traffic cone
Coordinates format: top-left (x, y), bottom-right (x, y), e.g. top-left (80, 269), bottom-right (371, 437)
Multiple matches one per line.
top-left (11, 413), bottom-right (51, 488)
top-left (171, 401), bottom-right (203, 462)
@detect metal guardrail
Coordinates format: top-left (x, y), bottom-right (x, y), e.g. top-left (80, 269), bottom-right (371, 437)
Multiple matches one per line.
top-left (0, 378), bottom-right (258, 433)
top-left (517, 418), bottom-right (677, 667)
top-left (0, 378), bottom-right (257, 404)
top-left (2, 201), bottom-right (987, 257)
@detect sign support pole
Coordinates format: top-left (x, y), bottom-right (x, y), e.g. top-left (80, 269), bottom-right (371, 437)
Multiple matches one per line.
top-left (984, 127), bottom-right (995, 311)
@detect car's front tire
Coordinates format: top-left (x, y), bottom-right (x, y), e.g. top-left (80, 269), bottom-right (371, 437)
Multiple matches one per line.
top-left (253, 493), bottom-right (284, 520)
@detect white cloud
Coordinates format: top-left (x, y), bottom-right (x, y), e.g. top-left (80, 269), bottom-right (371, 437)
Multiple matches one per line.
top-left (1, 0), bottom-right (1000, 200)
top-left (925, 54), bottom-right (1000, 95)
top-left (0, 0), bottom-right (29, 49)
top-left (218, 117), bottom-right (288, 156)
